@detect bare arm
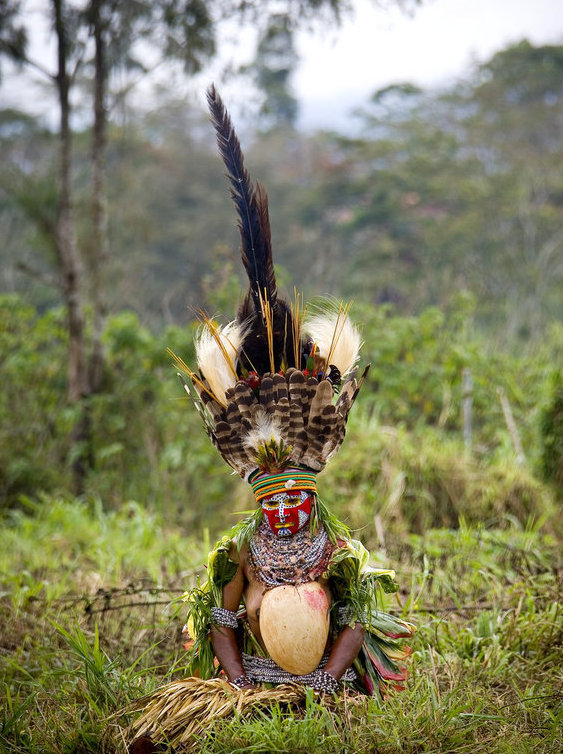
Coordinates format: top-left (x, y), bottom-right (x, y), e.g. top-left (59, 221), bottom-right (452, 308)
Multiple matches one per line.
top-left (323, 623), bottom-right (365, 681)
top-left (209, 559), bottom-right (256, 688)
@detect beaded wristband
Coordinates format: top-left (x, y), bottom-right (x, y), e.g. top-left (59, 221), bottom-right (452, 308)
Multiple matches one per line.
top-left (230, 674), bottom-right (251, 689)
top-left (311, 669), bottom-right (340, 694)
top-left (210, 607), bottom-right (238, 629)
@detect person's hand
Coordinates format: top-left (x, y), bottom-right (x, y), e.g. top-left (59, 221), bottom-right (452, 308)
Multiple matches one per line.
top-left (308, 669), bottom-right (340, 694)
top-left (230, 674), bottom-right (257, 690)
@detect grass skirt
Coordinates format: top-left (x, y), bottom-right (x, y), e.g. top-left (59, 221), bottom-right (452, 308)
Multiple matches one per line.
top-left (128, 677), bottom-right (308, 750)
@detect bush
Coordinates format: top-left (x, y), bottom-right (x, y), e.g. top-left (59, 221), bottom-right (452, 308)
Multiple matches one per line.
top-left (540, 370), bottom-right (563, 495)
top-left (0, 294), bottom-right (557, 537)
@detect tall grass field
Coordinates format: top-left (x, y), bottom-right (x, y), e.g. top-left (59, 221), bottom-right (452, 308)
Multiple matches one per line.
top-left (1, 490), bottom-right (560, 753)
top-left (1, 299), bottom-right (561, 752)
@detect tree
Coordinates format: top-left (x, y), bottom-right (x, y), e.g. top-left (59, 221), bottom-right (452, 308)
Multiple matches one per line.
top-left (0, 0), bottom-right (220, 489)
top-left (462, 42), bottom-right (563, 338)
top-left (0, 0), bottom-right (27, 78)
top-left (252, 14), bottom-right (300, 130)
top-left (291, 41), bottom-right (563, 339)
top-left (82, 0), bottom-right (217, 394)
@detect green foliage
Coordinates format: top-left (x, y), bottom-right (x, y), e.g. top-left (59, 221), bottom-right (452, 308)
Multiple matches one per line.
top-left (0, 292), bottom-right (558, 533)
top-left (0, 295), bottom-right (71, 503)
top-left (540, 370), bottom-right (563, 493)
top-left (328, 540), bottom-right (383, 607)
top-left (0, 2), bottom-right (28, 73)
top-left (0, 496), bottom-right (204, 602)
top-left (324, 420), bottom-right (555, 543)
top-left (252, 13), bottom-right (299, 130)
top-left (0, 294), bottom-right (248, 524)
top-left (0, 27), bottom-right (560, 754)
top-left (202, 690), bottom-right (340, 753)
top-left (1, 501), bottom-right (560, 753)
top-left (311, 496), bottom-right (350, 544)
top-left (182, 534), bottom-right (241, 678)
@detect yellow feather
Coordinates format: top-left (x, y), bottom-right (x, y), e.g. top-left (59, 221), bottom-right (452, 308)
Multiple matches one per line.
top-left (195, 319), bottom-right (246, 404)
top-left (167, 347), bottom-right (222, 405)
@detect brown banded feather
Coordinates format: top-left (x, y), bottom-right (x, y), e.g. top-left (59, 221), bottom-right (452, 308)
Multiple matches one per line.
top-left (233, 381), bottom-right (257, 423)
top-left (214, 420), bottom-right (237, 467)
top-left (272, 373), bottom-right (288, 402)
top-left (259, 374), bottom-right (275, 412)
top-left (303, 376), bottom-right (318, 424)
top-left (273, 396), bottom-right (290, 429)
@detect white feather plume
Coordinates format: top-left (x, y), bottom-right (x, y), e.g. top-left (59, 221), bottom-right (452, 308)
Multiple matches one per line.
top-left (243, 407), bottom-right (283, 453)
top-left (304, 306), bottom-right (362, 376)
top-left (195, 320), bottom-right (245, 405)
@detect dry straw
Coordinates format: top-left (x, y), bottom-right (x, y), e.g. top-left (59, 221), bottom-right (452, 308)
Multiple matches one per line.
top-left (128, 678), bottom-right (306, 749)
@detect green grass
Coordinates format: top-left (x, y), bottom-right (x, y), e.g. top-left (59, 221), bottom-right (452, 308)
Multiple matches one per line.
top-left (1, 498), bottom-right (561, 753)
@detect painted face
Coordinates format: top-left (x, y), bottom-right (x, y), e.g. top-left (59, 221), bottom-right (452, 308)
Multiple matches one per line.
top-left (261, 490), bottom-right (313, 537)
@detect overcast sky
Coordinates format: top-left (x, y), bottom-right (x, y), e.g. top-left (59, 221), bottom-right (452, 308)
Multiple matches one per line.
top-left (1, 0), bottom-right (562, 133)
top-left (293, 0), bottom-right (563, 129)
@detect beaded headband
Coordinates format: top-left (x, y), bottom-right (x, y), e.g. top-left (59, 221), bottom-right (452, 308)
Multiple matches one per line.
top-left (250, 470), bottom-right (317, 502)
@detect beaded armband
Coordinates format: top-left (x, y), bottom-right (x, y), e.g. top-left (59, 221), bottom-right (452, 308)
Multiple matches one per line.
top-left (311, 669), bottom-right (340, 694)
top-left (210, 607), bottom-right (238, 630)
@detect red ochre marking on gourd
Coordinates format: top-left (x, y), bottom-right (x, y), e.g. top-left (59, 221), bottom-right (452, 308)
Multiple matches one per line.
top-left (304, 588), bottom-right (328, 612)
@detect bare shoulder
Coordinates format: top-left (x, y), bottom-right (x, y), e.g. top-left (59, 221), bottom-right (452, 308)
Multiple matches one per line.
top-left (227, 541), bottom-right (240, 563)
top-left (228, 540), bottom-right (249, 566)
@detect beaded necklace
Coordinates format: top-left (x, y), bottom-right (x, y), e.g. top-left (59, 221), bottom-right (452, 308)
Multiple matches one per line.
top-left (248, 519), bottom-right (334, 587)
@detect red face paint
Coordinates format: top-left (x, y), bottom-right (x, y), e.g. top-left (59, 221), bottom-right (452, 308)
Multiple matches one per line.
top-left (261, 491), bottom-right (312, 536)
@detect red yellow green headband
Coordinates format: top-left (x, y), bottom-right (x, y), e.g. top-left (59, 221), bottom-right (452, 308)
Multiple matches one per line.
top-left (250, 470), bottom-right (317, 502)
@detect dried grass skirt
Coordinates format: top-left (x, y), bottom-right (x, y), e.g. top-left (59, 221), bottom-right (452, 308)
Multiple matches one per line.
top-left (127, 677), bottom-right (310, 751)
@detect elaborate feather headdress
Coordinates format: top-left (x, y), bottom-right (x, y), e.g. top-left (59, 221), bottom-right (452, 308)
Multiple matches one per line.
top-left (171, 85), bottom-right (369, 480)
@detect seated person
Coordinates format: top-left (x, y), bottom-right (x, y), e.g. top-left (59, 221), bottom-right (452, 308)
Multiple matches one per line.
top-left (128, 87), bottom-right (415, 753)
top-left (184, 465), bottom-right (414, 697)
top-left (174, 85), bottom-right (414, 700)
top-left (209, 475), bottom-right (365, 693)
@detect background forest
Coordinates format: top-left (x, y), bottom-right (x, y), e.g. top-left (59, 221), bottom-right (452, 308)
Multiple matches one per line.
top-left (0, 1), bottom-right (561, 751)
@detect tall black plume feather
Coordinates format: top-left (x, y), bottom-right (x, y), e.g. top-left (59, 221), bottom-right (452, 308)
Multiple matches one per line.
top-left (206, 84), bottom-right (296, 375)
top-left (206, 84), bottom-right (276, 312)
